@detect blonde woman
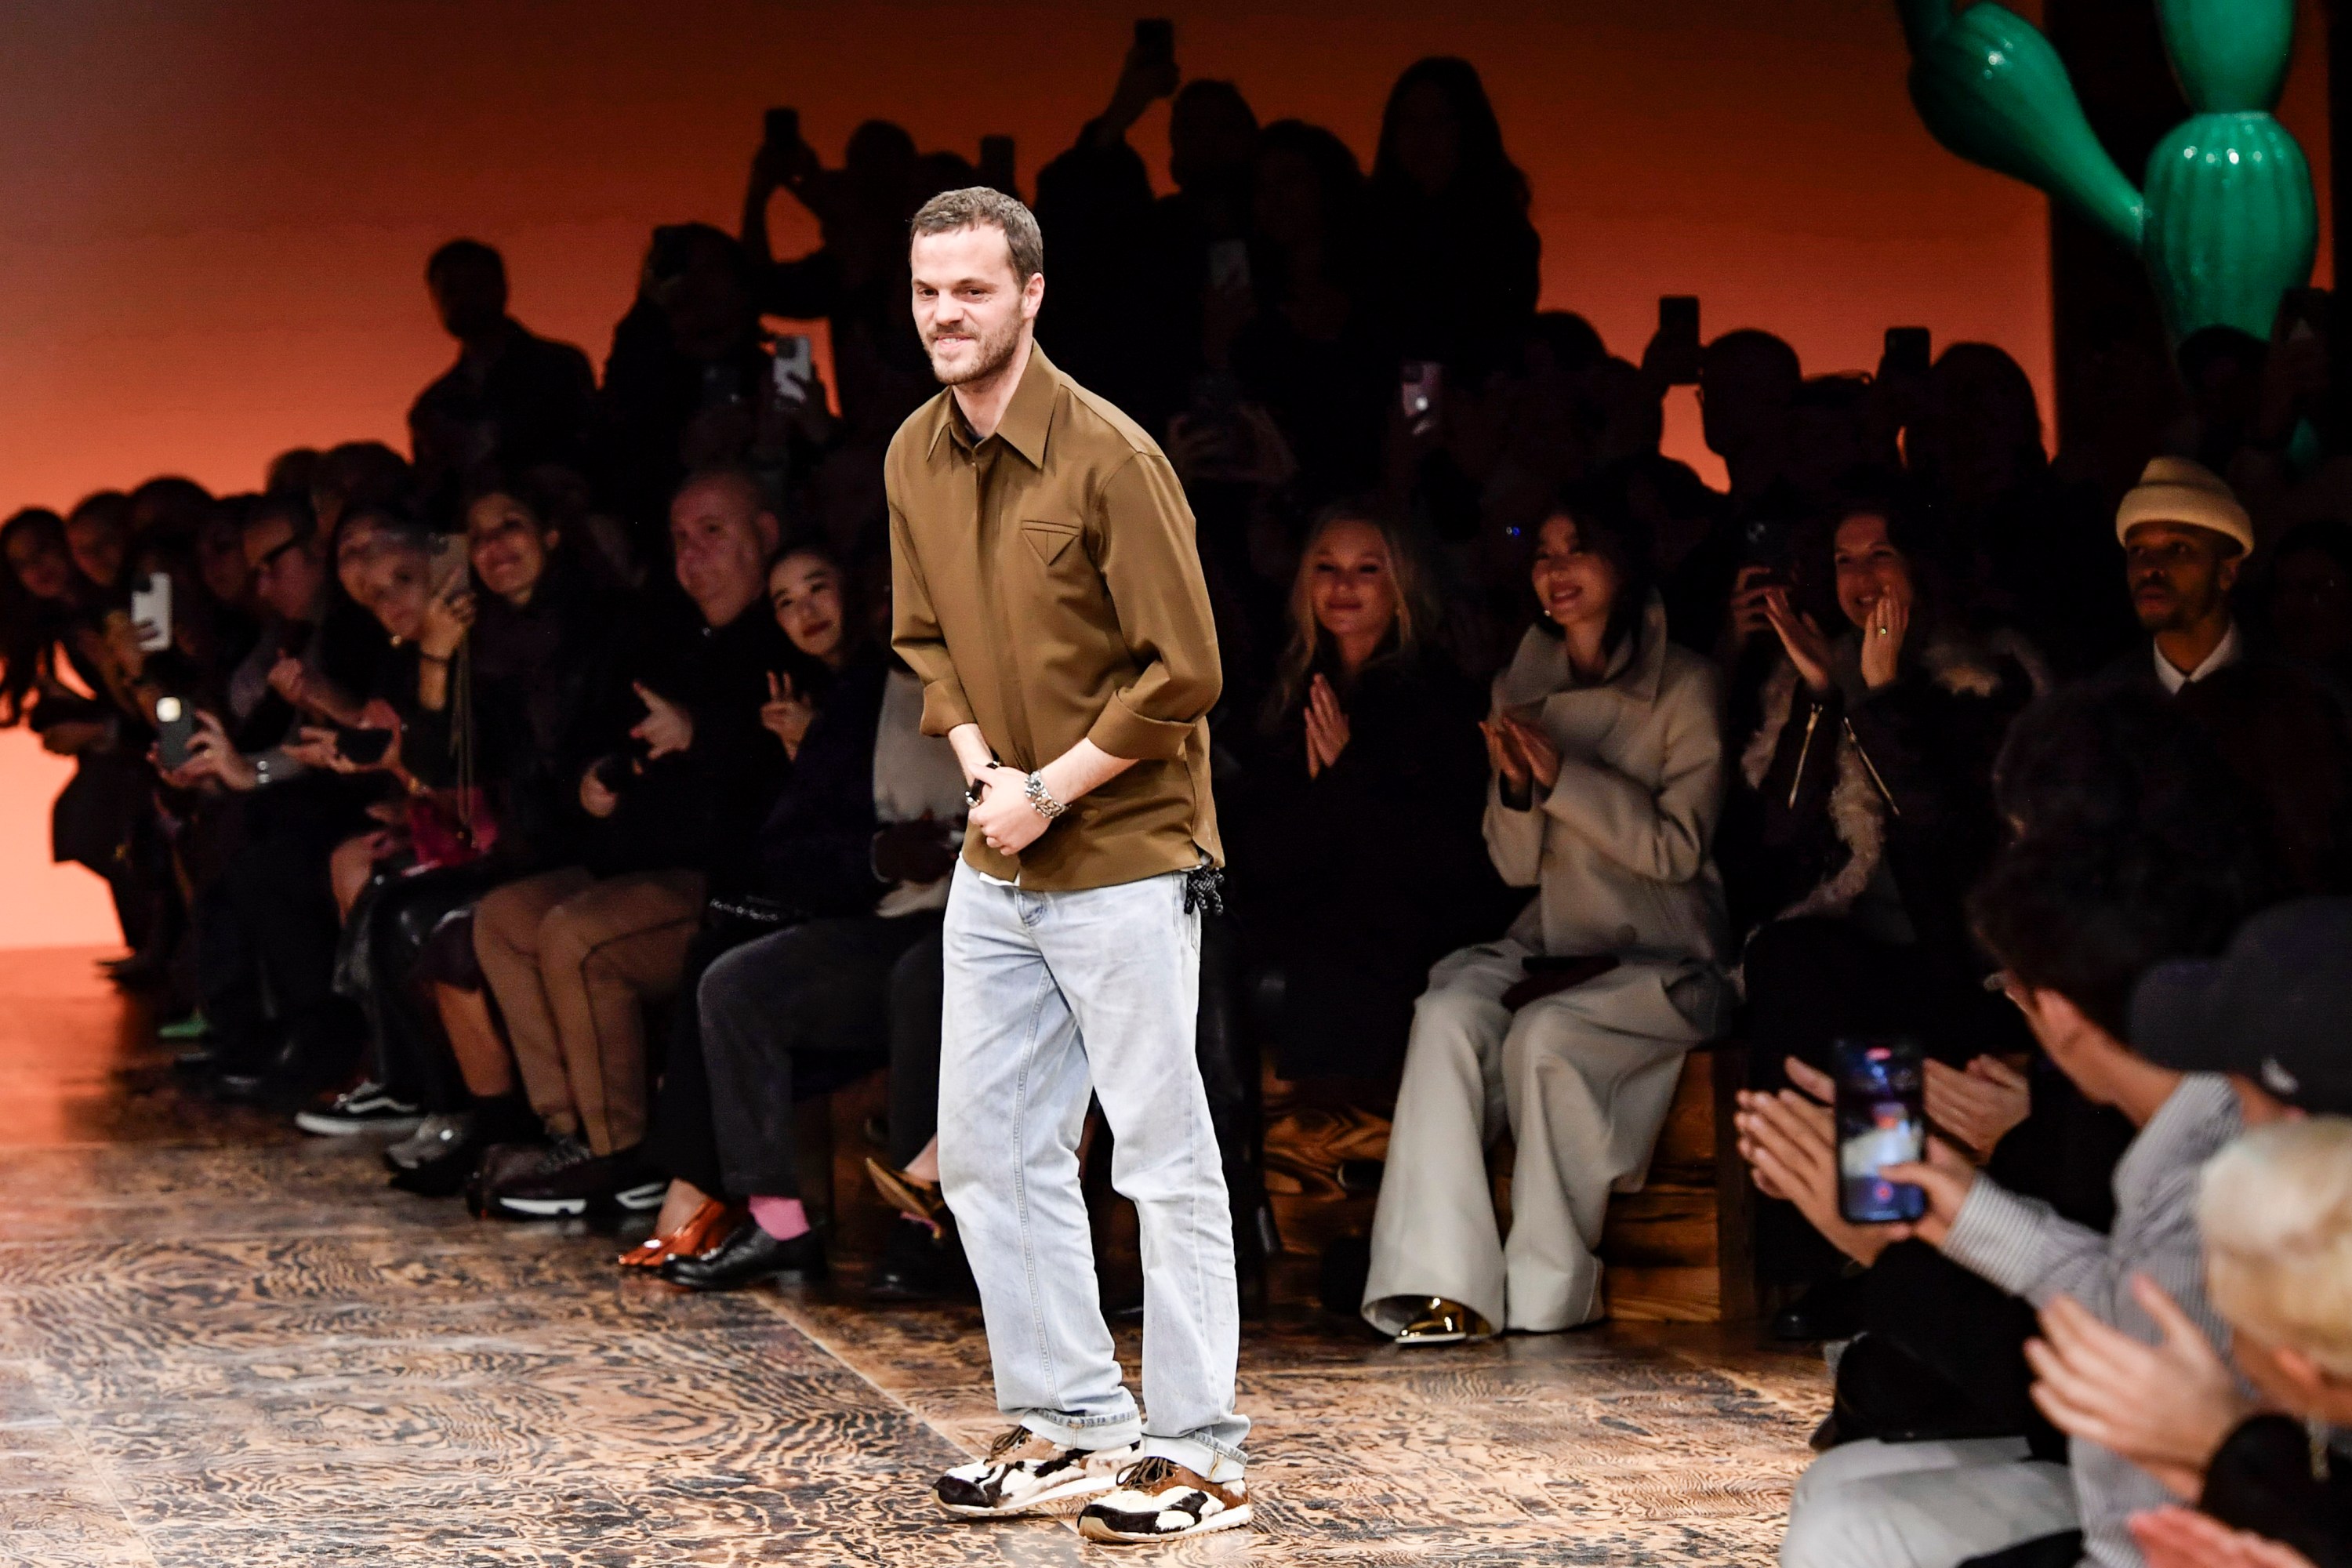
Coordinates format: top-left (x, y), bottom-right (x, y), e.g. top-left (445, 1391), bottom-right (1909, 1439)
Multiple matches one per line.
top-left (1229, 505), bottom-right (1498, 1083)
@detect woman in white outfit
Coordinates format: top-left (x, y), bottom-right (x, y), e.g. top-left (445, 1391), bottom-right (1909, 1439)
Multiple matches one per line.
top-left (1362, 494), bottom-right (1731, 1342)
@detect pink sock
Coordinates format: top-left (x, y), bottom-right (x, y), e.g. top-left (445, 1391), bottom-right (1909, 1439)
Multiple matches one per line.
top-left (748, 1195), bottom-right (809, 1241)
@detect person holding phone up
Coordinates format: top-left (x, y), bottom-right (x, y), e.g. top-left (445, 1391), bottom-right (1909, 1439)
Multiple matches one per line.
top-left (1721, 488), bottom-right (2050, 1330)
top-left (1737, 747), bottom-right (2256, 1568)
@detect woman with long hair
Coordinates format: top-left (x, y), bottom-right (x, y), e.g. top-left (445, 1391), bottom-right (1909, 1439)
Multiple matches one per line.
top-left (1722, 485), bottom-right (2047, 1328)
top-left (1, 507), bottom-right (87, 726)
top-left (1361, 488), bottom-right (1732, 1343)
top-left (1366, 56), bottom-right (1541, 367)
top-left (1229, 504), bottom-right (1497, 1084)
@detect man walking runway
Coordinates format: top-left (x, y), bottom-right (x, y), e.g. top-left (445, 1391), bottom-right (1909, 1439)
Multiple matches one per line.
top-left (884, 186), bottom-right (1250, 1544)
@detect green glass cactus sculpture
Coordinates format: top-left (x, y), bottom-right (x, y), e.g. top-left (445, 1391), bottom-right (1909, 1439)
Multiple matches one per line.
top-left (1897, 0), bottom-right (2315, 342)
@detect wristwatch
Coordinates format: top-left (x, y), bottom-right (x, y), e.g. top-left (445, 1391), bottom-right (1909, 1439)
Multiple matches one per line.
top-left (1024, 771), bottom-right (1066, 822)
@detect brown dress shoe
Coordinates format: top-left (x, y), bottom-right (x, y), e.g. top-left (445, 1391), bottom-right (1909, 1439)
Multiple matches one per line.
top-left (618, 1198), bottom-right (739, 1272)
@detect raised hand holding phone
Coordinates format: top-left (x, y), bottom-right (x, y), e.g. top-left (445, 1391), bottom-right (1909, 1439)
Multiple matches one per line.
top-left (1834, 1037), bottom-right (1928, 1225)
top-left (1733, 1077), bottom-right (1904, 1267)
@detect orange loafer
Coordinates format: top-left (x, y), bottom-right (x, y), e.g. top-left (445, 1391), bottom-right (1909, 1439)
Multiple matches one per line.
top-left (617, 1197), bottom-right (739, 1272)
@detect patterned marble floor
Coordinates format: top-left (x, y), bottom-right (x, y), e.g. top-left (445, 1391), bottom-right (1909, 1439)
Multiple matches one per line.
top-left (0, 946), bottom-right (1824, 1566)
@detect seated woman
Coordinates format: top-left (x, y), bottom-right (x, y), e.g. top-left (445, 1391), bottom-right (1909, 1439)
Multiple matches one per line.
top-left (339, 474), bottom-right (637, 1189)
top-left (1719, 488), bottom-right (2045, 1323)
top-left (1360, 491), bottom-right (1732, 1344)
top-left (1228, 504), bottom-right (1501, 1087)
top-left (637, 543), bottom-right (967, 1288)
top-left (292, 504), bottom-right (553, 1141)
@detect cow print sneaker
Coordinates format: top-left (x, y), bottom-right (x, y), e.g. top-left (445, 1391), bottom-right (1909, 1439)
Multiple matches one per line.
top-left (1077, 1456), bottom-right (1251, 1543)
top-left (934, 1427), bottom-right (1139, 1518)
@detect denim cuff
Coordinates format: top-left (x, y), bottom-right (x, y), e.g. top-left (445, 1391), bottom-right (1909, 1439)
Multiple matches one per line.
top-left (1139, 1431), bottom-right (1247, 1483)
top-left (1018, 1406), bottom-right (1143, 1452)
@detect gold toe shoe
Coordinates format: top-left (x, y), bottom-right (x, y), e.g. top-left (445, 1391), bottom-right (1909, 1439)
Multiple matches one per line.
top-left (1395, 1297), bottom-right (1494, 1345)
top-left (865, 1156), bottom-right (947, 1226)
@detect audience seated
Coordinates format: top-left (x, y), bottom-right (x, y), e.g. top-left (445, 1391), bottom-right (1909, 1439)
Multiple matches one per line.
top-left (162, 494), bottom-right (383, 1097)
top-left (2113, 457), bottom-right (2352, 892)
top-left (1227, 505), bottom-right (1499, 1087)
top-left (1742, 688), bottom-right (2274, 1567)
top-left (636, 543), bottom-right (967, 1292)
top-left (1361, 490), bottom-right (1730, 1344)
top-left (370, 472), bottom-right (641, 1190)
top-left (1724, 488), bottom-right (2047, 1316)
top-left (468, 466), bottom-right (793, 1218)
top-left (18, 41), bottom-right (2352, 1566)
top-left (2013, 898), bottom-right (2352, 1568)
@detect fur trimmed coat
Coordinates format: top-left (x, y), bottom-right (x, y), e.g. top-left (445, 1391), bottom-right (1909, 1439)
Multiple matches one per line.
top-left (1721, 623), bottom-right (2048, 971)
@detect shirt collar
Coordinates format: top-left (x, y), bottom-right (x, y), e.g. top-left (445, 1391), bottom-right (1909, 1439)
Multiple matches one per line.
top-left (2154, 620), bottom-right (2242, 693)
top-left (922, 340), bottom-right (1057, 467)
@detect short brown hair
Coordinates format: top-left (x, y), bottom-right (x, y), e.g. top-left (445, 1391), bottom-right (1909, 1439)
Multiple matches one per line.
top-left (909, 187), bottom-right (1044, 283)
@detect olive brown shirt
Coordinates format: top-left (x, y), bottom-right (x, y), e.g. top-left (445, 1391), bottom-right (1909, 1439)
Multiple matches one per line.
top-left (886, 343), bottom-right (1223, 890)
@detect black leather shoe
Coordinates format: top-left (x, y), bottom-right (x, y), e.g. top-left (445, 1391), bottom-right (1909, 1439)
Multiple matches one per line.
top-left (867, 1215), bottom-right (972, 1301)
top-left (661, 1219), bottom-right (827, 1291)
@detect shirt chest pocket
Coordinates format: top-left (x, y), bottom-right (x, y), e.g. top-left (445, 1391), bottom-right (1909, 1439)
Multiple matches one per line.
top-left (1020, 517), bottom-right (1084, 568)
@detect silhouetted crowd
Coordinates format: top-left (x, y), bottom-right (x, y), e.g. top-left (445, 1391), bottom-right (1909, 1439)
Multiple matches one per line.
top-left (7, 33), bottom-right (2352, 1568)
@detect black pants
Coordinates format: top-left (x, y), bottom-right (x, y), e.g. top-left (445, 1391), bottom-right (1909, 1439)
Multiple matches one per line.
top-left (695, 913), bottom-right (942, 1198)
top-left (336, 862), bottom-right (507, 1112)
top-left (1744, 916), bottom-right (2027, 1285)
top-left (1835, 1240), bottom-right (2057, 1452)
top-left (194, 779), bottom-right (365, 1076)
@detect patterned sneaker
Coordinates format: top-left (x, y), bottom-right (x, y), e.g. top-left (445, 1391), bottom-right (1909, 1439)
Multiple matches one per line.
top-left (1077, 1456), bottom-right (1250, 1543)
top-left (934, 1427), bottom-right (1138, 1518)
top-left (293, 1081), bottom-right (423, 1137)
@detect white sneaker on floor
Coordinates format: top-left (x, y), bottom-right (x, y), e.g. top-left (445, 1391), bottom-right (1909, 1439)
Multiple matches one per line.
top-left (933, 1427), bottom-right (1139, 1517)
top-left (1077, 1456), bottom-right (1251, 1543)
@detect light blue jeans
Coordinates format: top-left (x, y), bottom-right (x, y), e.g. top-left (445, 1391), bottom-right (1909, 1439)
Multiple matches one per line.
top-left (937, 861), bottom-right (1248, 1480)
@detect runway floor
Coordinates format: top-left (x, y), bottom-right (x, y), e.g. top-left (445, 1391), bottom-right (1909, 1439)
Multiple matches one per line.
top-left (0, 946), bottom-right (1823, 1566)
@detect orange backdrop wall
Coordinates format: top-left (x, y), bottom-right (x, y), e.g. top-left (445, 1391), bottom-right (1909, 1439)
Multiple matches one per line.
top-left (0, 0), bottom-right (2331, 947)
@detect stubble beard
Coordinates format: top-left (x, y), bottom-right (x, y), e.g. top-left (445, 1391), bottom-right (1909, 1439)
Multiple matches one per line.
top-left (927, 315), bottom-right (1022, 389)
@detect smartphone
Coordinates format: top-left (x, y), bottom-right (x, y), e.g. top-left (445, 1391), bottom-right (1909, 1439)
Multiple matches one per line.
top-left (764, 106), bottom-right (800, 151)
top-left (1740, 515), bottom-right (1793, 579)
top-left (979, 134), bottom-right (1017, 194)
top-left (1400, 360), bottom-right (1443, 437)
top-left (1835, 1036), bottom-right (1928, 1225)
top-left (427, 531), bottom-right (470, 593)
top-left (1655, 295), bottom-right (1701, 386)
top-left (333, 724), bottom-right (395, 767)
top-left (771, 335), bottom-right (816, 409)
top-left (1884, 325), bottom-right (1933, 379)
top-left (129, 573), bottom-right (172, 653)
top-left (1134, 16), bottom-right (1175, 66)
top-left (1207, 238), bottom-right (1250, 293)
top-left (2278, 285), bottom-right (2332, 343)
top-left (154, 695), bottom-right (194, 771)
